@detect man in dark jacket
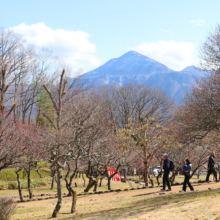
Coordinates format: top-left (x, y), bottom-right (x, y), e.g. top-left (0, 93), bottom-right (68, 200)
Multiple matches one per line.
top-left (161, 153), bottom-right (171, 191)
top-left (206, 152), bottom-right (218, 182)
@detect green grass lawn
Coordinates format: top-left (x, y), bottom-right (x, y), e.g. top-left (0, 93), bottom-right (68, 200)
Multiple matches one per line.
top-left (0, 174), bottom-right (208, 198)
top-left (0, 177), bottom-right (132, 197)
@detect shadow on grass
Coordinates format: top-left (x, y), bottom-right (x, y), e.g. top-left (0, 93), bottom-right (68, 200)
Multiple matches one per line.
top-left (61, 188), bottom-right (220, 220)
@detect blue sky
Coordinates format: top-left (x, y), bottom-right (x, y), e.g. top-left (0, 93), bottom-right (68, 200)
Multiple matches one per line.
top-left (1, 0), bottom-right (219, 71)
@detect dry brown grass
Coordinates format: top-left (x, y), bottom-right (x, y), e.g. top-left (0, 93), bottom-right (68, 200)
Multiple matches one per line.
top-left (66, 189), bottom-right (220, 220)
top-left (12, 186), bottom-right (220, 220)
top-left (2, 174), bottom-right (217, 220)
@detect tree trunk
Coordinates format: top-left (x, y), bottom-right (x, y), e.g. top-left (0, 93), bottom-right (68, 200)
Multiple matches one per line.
top-left (84, 178), bottom-right (93, 192)
top-left (67, 185), bottom-right (73, 196)
top-left (52, 168), bottom-right (63, 218)
top-left (27, 170), bottom-right (33, 199)
top-left (65, 180), bottom-right (71, 197)
top-left (75, 171), bottom-right (78, 178)
top-left (37, 170), bottom-right (42, 178)
top-left (143, 162), bottom-right (149, 187)
top-left (84, 178), bottom-right (100, 192)
top-left (143, 145), bottom-right (148, 187)
top-left (149, 174), bottom-right (154, 187)
top-left (93, 181), bottom-right (98, 192)
top-left (156, 171), bottom-right (162, 186)
top-left (107, 166), bottom-right (121, 190)
top-left (107, 177), bottom-right (111, 190)
top-left (71, 190), bottom-right (77, 213)
top-left (16, 170), bottom-right (24, 202)
top-left (51, 176), bottom-right (55, 190)
top-left (82, 173), bottom-right (86, 187)
top-left (66, 172), bottom-right (77, 196)
top-left (124, 170), bottom-right (127, 182)
top-left (145, 169), bottom-right (149, 187)
top-left (169, 170), bottom-right (177, 185)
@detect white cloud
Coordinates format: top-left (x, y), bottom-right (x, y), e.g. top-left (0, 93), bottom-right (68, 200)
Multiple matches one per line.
top-left (9, 23), bottom-right (101, 71)
top-left (160, 29), bottom-right (169, 33)
top-left (160, 29), bottom-right (173, 36)
top-left (133, 41), bottom-right (197, 71)
top-left (190, 20), bottom-right (204, 26)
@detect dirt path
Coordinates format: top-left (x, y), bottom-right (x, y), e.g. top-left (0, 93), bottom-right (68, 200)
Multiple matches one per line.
top-left (17, 181), bottom-right (220, 208)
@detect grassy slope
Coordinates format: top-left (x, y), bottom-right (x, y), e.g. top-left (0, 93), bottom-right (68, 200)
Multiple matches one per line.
top-left (68, 189), bottom-right (220, 220)
top-left (12, 188), bottom-right (220, 220)
top-left (0, 174), bottom-right (214, 220)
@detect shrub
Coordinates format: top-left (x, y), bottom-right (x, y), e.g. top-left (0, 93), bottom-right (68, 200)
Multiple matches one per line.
top-left (8, 182), bottom-right (18, 190)
top-left (0, 167), bottom-right (50, 181)
top-left (4, 178), bottom-right (50, 190)
top-left (31, 179), bottom-right (48, 187)
top-left (0, 169), bottom-right (18, 181)
top-left (0, 181), bottom-right (8, 190)
top-left (0, 197), bottom-right (17, 220)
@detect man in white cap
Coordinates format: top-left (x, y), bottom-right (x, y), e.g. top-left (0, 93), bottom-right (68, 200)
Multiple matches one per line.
top-left (161, 153), bottom-right (171, 191)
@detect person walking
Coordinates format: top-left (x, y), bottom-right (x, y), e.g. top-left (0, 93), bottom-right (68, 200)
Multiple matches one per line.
top-left (206, 152), bottom-right (218, 182)
top-left (161, 153), bottom-right (171, 191)
top-left (179, 159), bottom-right (194, 192)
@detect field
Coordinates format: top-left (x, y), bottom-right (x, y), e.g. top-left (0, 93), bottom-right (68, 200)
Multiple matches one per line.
top-left (0, 173), bottom-right (207, 197)
top-left (0, 173), bottom-right (219, 219)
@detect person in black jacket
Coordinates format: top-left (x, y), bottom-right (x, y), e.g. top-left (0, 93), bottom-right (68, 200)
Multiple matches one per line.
top-left (180, 159), bottom-right (194, 192)
top-left (161, 153), bottom-right (171, 191)
top-left (206, 152), bottom-right (218, 182)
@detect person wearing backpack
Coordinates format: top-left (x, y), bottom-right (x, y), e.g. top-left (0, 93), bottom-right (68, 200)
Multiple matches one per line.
top-left (179, 159), bottom-right (194, 192)
top-left (206, 152), bottom-right (218, 182)
top-left (161, 153), bottom-right (172, 191)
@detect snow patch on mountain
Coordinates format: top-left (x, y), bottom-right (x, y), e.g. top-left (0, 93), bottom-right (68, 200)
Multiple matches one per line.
top-left (83, 51), bottom-right (206, 102)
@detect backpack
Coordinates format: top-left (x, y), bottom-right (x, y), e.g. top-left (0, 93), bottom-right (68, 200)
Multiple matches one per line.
top-left (169, 160), bottom-right (175, 171)
top-left (183, 165), bottom-right (188, 171)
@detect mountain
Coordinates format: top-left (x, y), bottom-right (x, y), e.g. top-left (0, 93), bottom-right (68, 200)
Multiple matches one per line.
top-left (84, 51), bottom-right (206, 102)
top-left (181, 65), bottom-right (204, 76)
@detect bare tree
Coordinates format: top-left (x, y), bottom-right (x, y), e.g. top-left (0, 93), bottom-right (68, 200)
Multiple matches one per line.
top-left (13, 49), bottom-right (56, 124)
top-left (41, 69), bottom-right (96, 217)
top-left (199, 24), bottom-right (220, 71)
top-left (0, 29), bottom-right (35, 116)
top-left (174, 72), bottom-right (220, 142)
top-left (129, 118), bottom-right (168, 187)
top-left (99, 83), bottom-right (172, 129)
top-left (0, 115), bottom-right (32, 171)
top-left (12, 123), bottom-right (47, 201)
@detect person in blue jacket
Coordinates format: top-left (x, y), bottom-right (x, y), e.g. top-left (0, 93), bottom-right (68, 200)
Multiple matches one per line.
top-left (180, 159), bottom-right (194, 192)
top-left (161, 153), bottom-right (171, 191)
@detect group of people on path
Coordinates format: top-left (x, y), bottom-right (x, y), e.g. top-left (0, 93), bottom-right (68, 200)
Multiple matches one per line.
top-left (161, 152), bottom-right (218, 192)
